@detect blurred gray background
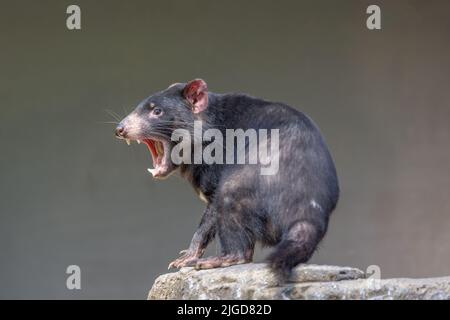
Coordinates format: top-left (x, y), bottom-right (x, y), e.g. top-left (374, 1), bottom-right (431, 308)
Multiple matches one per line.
top-left (1, 0), bottom-right (450, 299)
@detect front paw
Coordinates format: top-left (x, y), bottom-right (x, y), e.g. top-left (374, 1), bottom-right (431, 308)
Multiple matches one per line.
top-left (167, 249), bottom-right (200, 270)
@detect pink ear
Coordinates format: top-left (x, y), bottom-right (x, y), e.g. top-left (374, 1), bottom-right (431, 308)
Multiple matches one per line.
top-left (183, 79), bottom-right (208, 113)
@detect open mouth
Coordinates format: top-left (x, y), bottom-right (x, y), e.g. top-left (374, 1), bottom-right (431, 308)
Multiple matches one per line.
top-left (143, 138), bottom-right (173, 178)
top-left (121, 137), bottom-right (174, 179)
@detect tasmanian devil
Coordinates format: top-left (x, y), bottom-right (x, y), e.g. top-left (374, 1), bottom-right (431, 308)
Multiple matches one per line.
top-left (115, 79), bottom-right (339, 278)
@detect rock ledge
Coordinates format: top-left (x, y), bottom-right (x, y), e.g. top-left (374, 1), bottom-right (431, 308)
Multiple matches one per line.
top-left (148, 263), bottom-right (450, 300)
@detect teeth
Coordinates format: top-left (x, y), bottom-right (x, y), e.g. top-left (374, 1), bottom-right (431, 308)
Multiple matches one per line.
top-left (147, 168), bottom-right (156, 176)
top-left (137, 140), bottom-right (141, 144)
top-left (156, 142), bottom-right (164, 154)
top-left (126, 139), bottom-right (131, 146)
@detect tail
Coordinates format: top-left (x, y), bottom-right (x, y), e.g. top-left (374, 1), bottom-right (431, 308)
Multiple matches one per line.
top-left (267, 219), bottom-right (326, 280)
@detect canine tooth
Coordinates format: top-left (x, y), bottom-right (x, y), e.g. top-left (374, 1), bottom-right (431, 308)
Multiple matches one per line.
top-left (126, 139), bottom-right (131, 146)
top-left (147, 168), bottom-right (156, 176)
top-left (156, 142), bottom-right (164, 154)
top-left (137, 140), bottom-right (141, 144)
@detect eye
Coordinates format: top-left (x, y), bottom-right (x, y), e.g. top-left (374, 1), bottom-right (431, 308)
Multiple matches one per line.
top-left (152, 107), bottom-right (163, 116)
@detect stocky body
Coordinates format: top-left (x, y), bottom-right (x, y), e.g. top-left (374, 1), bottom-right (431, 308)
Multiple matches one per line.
top-left (115, 79), bottom-right (339, 278)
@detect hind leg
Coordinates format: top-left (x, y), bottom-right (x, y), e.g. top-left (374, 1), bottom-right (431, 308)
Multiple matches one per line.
top-left (268, 219), bottom-right (325, 278)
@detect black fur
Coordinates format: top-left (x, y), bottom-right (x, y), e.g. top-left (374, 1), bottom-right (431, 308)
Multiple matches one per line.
top-left (116, 81), bottom-right (339, 279)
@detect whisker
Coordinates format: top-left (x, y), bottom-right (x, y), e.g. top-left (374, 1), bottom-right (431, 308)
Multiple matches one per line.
top-left (122, 106), bottom-right (131, 118)
top-left (105, 109), bottom-right (122, 122)
top-left (97, 121), bottom-right (119, 124)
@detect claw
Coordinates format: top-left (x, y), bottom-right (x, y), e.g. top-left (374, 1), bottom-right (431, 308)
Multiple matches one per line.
top-left (179, 249), bottom-right (188, 255)
top-left (168, 252), bottom-right (200, 270)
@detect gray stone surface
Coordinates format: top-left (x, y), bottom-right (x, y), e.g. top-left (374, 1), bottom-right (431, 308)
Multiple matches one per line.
top-left (148, 263), bottom-right (450, 300)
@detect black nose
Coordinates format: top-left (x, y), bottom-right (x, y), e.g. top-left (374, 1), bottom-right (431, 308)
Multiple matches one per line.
top-left (115, 125), bottom-right (125, 137)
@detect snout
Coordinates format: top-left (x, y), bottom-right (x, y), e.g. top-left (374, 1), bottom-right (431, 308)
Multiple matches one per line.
top-left (115, 124), bottom-right (126, 138)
